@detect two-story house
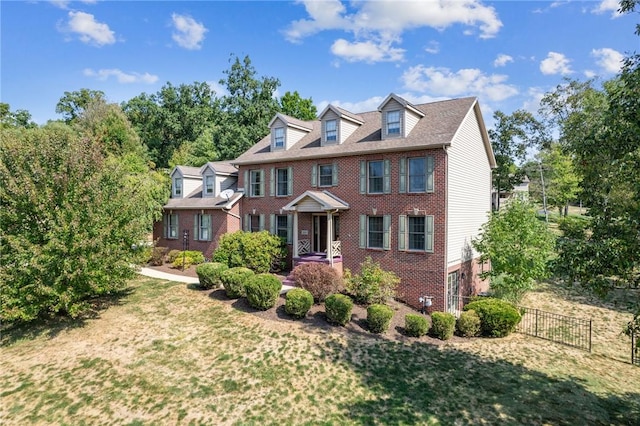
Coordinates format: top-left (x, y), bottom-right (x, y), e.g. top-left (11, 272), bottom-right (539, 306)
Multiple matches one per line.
top-left (233, 94), bottom-right (496, 312)
top-left (153, 161), bottom-right (242, 259)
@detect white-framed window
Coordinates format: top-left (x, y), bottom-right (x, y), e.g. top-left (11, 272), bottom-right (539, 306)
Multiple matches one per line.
top-left (400, 156), bottom-right (434, 194)
top-left (165, 213), bottom-right (178, 239)
top-left (387, 110), bottom-right (401, 135)
top-left (325, 119), bottom-right (337, 142)
top-left (274, 127), bottom-right (285, 148)
top-left (194, 214), bottom-right (212, 241)
top-left (276, 168), bottom-right (289, 196)
top-left (398, 214), bottom-right (434, 252)
top-left (368, 160), bottom-right (384, 194)
top-left (319, 164), bottom-right (334, 187)
top-left (270, 214), bottom-right (292, 244)
top-left (204, 175), bottom-right (214, 196)
top-left (173, 177), bottom-right (183, 198)
top-left (250, 169), bottom-right (264, 197)
top-left (359, 215), bottom-right (391, 250)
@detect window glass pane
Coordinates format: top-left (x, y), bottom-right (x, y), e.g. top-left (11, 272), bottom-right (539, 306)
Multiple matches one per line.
top-left (250, 215), bottom-right (260, 232)
top-left (408, 216), bottom-right (425, 250)
top-left (205, 175), bottom-right (214, 194)
top-left (387, 111), bottom-right (400, 134)
top-left (368, 216), bottom-right (383, 248)
top-left (174, 177), bottom-right (182, 196)
top-left (276, 215), bottom-right (288, 240)
top-left (326, 120), bottom-right (337, 141)
top-left (276, 168), bottom-right (288, 196)
top-left (168, 214), bottom-right (178, 238)
top-left (200, 215), bottom-right (210, 241)
top-left (319, 164), bottom-right (333, 186)
top-left (274, 127), bottom-right (285, 147)
top-left (368, 161), bottom-right (383, 193)
top-left (250, 170), bottom-right (262, 196)
top-left (408, 157), bottom-right (426, 192)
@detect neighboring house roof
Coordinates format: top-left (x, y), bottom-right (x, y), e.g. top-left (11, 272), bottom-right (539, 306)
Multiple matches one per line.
top-left (164, 185), bottom-right (243, 210)
top-left (234, 97), bottom-right (495, 167)
top-left (172, 165), bottom-right (202, 178)
top-left (200, 161), bottom-right (237, 176)
top-left (282, 190), bottom-right (350, 212)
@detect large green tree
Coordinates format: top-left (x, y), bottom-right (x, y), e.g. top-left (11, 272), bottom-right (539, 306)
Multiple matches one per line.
top-left (279, 90), bottom-right (317, 121)
top-left (56, 88), bottom-right (106, 123)
top-left (473, 199), bottom-right (556, 303)
top-left (534, 143), bottom-right (581, 216)
top-left (0, 103), bottom-right (37, 129)
top-left (0, 122), bottom-right (165, 323)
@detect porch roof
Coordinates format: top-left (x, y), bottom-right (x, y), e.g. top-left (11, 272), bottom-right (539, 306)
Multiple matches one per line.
top-left (282, 190), bottom-right (350, 212)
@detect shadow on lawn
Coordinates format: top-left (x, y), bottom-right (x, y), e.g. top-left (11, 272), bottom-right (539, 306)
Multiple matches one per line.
top-left (318, 329), bottom-right (640, 425)
top-left (540, 279), bottom-right (640, 315)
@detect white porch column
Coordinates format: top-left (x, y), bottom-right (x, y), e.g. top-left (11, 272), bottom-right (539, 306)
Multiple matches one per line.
top-left (326, 211), bottom-right (333, 266)
top-left (293, 210), bottom-right (299, 258)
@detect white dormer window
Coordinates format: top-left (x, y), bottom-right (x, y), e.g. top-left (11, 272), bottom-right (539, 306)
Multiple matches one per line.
top-left (204, 175), bottom-right (214, 196)
top-left (387, 110), bottom-right (401, 135)
top-left (274, 127), bottom-right (285, 148)
top-left (173, 177), bottom-right (183, 198)
top-left (325, 119), bottom-right (337, 142)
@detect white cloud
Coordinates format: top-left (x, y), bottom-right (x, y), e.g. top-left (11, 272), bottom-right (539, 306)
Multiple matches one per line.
top-left (493, 54), bottom-right (513, 67)
top-left (424, 41), bottom-right (440, 54)
top-left (401, 65), bottom-right (519, 102)
top-left (540, 52), bottom-right (573, 75)
top-left (592, 0), bottom-right (622, 17)
top-left (317, 95), bottom-right (386, 114)
top-left (591, 47), bottom-right (624, 74)
top-left (285, 0), bottom-right (502, 63)
top-left (62, 11), bottom-right (115, 46)
top-left (84, 68), bottom-right (158, 84)
top-left (331, 39), bottom-right (404, 63)
top-left (584, 70), bottom-right (597, 78)
top-left (171, 13), bottom-right (207, 50)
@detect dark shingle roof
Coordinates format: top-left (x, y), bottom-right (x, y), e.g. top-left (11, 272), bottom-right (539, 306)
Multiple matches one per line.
top-left (164, 185), bottom-right (242, 210)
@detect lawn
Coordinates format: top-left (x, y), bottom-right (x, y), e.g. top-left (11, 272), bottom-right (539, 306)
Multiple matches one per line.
top-left (1, 277), bottom-right (638, 425)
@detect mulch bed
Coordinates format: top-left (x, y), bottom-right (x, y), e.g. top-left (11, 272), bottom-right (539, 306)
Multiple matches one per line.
top-left (145, 263), bottom-right (468, 345)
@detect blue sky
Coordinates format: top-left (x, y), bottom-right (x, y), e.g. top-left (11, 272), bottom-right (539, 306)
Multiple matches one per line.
top-left (2, 0), bottom-right (638, 126)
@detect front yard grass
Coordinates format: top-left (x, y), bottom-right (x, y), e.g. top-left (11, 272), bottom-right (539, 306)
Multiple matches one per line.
top-left (1, 277), bottom-right (638, 425)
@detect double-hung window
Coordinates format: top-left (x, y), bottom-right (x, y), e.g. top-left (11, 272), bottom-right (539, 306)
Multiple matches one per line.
top-left (400, 156), bottom-right (434, 193)
top-left (173, 177), bottom-right (183, 197)
top-left (387, 110), bottom-right (400, 135)
top-left (249, 169), bottom-right (264, 197)
top-left (194, 214), bottom-right (212, 241)
top-left (368, 216), bottom-right (384, 249)
top-left (325, 119), bottom-right (337, 142)
top-left (368, 160), bottom-right (384, 193)
top-left (398, 214), bottom-right (434, 252)
top-left (276, 168), bottom-right (289, 196)
top-left (319, 164), bottom-right (334, 187)
top-left (359, 215), bottom-right (391, 250)
top-left (270, 214), bottom-right (292, 244)
top-left (249, 215), bottom-right (261, 232)
top-left (165, 213), bottom-right (178, 239)
top-left (274, 127), bottom-right (285, 148)
top-left (204, 175), bottom-right (214, 196)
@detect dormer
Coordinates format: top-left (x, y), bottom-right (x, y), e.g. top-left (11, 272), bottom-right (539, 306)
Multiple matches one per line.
top-left (318, 105), bottom-right (364, 146)
top-left (268, 113), bottom-right (313, 151)
top-left (377, 93), bottom-right (425, 140)
top-left (170, 166), bottom-right (201, 198)
top-left (199, 161), bottom-right (238, 198)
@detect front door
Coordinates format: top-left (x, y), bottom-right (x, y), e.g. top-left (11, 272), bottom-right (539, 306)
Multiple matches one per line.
top-left (312, 215), bottom-right (340, 253)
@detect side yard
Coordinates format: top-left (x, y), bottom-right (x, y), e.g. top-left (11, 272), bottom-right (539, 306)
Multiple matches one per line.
top-left (1, 277), bottom-right (638, 425)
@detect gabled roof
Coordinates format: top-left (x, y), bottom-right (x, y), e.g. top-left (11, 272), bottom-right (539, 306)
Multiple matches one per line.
top-left (268, 113), bottom-right (313, 132)
top-left (282, 190), bottom-right (349, 212)
top-left (199, 161), bottom-right (237, 176)
top-left (318, 105), bottom-right (364, 125)
top-left (164, 185), bottom-right (243, 210)
top-left (171, 165), bottom-right (201, 179)
top-left (377, 93), bottom-right (425, 117)
top-left (234, 97), bottom-right (492, 166)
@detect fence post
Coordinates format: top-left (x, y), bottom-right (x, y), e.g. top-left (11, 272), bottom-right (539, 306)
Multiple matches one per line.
top-left (588, 319), bottom-right (592, 353)
top-left (535, 309), bottom-right (539, 337)
top-left (633, 332), bottom-right (636, 365)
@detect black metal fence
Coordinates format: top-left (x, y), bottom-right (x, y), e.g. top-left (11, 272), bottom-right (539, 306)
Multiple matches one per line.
top-left (517, 307), bottom-right (592, 352)
top-left (633, 331), bottom-right (640, 366)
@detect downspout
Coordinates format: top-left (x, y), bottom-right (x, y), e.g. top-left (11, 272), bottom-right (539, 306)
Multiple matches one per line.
top-left (442, 144), bottom-right (449, 311)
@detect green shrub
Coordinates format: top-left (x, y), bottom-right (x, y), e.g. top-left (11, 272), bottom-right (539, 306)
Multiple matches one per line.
top-left (195, 262), bottom-right (228, 290)
top-left (367, 304), bottom-right (394, 334)
top-left (220, 267), bottom-right (255, 299)
top-left (456, 309), bottom-right (481, 337)
top-left (430, 312), bottom-right (456, 340)
top-left (285, 288), bottom-right (314, 319)
top-left (324, 294), bottom-right (354, 326)
top-left (213, 231), bottom-right (286, 273)
top-left (464, 298), bottom-right (522, 337)
top-left (149, 246), bottom-right (168, 266)
top-left (405, 314), bottom-right (430, 337)
top-left (244, 273), bottom-right (282, 310)
top-left (291, 262), bottom-right (343, 303)
top-left (171, 250), bottom-right (205, 269)
top-left (344, 257), bottom-right (400, 305)
top-left (167, 249), bottom-right (182, 263)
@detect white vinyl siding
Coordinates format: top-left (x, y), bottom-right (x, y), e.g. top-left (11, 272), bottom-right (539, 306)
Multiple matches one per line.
top-left (447, 104), bottom-right (493, 267)
top-left (339, 119), bottom-right (359, 143)
top-left (405, 109), bottom-right (421, 136)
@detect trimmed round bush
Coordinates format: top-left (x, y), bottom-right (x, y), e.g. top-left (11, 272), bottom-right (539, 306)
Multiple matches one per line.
top-left (285, 288), bottom-right (314, 319)
top-left (430, 312), bottom-right (456, 340)
top-left (456, 309), bottom-right (481, 337)
top-left (464, 298), bottom-right (522, 337)
top-left (405, 314), bottom-right (430, 337)
top-left (220, 267), bottom-right (255, 299)
top-left (324, 294), bottom-right (354, 326)
top-left (149, 246), bottom-right (168, 266)
top-left (167, 249), bottom-right (182, 264)
top-left (367, 304), bottom-right (394, 334)
top-left (291, 262), bottom-right (344, 303)
top-left (244, 273), bottom-right (282, 310)
top-left (196, 262), bottom-right (229, 290)
top-left (171, 250), bottom-right (205, 269)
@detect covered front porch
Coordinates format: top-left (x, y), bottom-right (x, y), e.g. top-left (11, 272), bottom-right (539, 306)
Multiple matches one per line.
top-left (282, 190), bottom-right (349, 273)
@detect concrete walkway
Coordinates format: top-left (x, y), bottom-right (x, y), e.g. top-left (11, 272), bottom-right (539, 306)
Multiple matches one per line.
top-left (137, 267), bottom-right (294, 294)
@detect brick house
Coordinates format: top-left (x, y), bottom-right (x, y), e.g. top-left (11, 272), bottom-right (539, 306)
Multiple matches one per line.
top-left (153, 162), bottom-right (242, 259)
top-left (233, 94), bottom-right (496, 312)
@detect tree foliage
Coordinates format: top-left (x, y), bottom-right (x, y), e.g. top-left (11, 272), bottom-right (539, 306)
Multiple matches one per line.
top-left (56, 88), bottom-right (106, 123)
top-left (473, 199), bottom-right (555, 302)
top-left (279, 90), bottom-right (318, 121)
top-left (533, 143), bottom-right (581, 215)
top-left (0, 123), bottom-right (164, 323)
top-left (0, 103), bottom-right (37, 129)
